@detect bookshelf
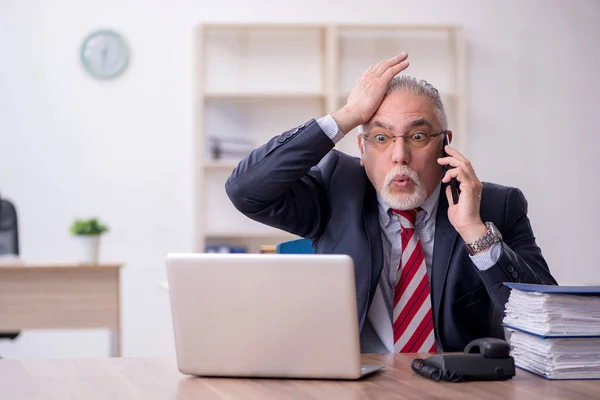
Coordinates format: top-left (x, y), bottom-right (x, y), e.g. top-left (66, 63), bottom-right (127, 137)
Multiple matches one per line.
top-left (193, 23), bottom-right (466, 253)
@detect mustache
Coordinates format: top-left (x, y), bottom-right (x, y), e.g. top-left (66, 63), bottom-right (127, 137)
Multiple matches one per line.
top-left (383, 166), bottom-right (420, 187)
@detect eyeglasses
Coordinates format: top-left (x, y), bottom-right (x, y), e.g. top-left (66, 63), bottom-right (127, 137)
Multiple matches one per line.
top-left (360, 130), bottom-right (447, 150)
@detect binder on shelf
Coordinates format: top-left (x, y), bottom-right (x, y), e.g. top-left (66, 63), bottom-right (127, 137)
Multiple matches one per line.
top-left (208, 136), bottom-right (256, 162)
top-left (205, 244), bottom-right (247, 254)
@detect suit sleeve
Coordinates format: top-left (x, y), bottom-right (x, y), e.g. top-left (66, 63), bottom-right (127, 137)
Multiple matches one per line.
top-left (225, 119), bottom-right (336, 240)
top-left (477, 188), bottom-right (558, 311)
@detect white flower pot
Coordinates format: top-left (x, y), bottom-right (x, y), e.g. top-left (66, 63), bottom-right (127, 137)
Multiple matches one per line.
top-left (74, 235), bottom-right (101, 264)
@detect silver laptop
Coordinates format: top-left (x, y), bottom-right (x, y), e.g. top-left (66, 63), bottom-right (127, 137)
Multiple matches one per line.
top-left (165, 253), bottom-right (383, 380)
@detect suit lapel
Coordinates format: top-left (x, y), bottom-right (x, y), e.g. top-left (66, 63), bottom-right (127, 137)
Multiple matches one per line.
top-left (432, 184), bottom-right (458, 345)
top-left (361, 183), bottom-right (383, 330)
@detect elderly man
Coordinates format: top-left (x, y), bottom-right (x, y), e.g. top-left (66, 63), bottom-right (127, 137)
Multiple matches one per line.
top-left (225, 53), bottom-right (557, 353)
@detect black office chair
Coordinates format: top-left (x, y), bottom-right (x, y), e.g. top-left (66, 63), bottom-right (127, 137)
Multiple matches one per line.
top-left (0, 193), bottom-right (21, 342)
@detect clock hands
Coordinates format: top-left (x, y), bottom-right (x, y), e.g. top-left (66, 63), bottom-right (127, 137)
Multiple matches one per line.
top-left (101, 45), bottom-right (109, 68)
top-left (81, 30), bottom-right (129, 79)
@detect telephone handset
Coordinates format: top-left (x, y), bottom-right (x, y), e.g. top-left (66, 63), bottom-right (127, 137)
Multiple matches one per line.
top-left (411, 337), bottom-right (515, 382)
top-left (442, 133), bottom-right (461, 205)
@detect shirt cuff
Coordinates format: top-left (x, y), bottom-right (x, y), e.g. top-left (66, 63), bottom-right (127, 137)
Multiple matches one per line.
top-left (317, 115), bottom-right (344, 144)
top-left (469, 242), bottom-right (502, 271)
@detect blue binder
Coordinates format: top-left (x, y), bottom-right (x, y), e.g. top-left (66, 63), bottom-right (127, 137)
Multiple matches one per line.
top-left (504, 283), bottom-right (600, 295)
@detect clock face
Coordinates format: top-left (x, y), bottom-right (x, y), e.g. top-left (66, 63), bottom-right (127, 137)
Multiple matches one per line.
top-left (80, 30), bottom-right (129, 79)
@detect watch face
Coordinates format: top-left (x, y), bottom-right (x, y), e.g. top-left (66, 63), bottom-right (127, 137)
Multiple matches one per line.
top-left (80, 30), bottom-right (129, 79)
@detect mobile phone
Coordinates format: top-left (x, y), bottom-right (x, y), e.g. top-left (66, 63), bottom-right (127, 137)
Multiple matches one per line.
top-left (442, 134), bottom-right (460, 205)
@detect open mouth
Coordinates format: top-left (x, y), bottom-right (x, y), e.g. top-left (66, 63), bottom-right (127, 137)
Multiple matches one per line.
top-left (391, 175), bottom-right (414, 189)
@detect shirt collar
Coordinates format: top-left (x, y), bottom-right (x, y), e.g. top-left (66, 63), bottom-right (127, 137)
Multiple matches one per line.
top-left (377, 182), bottom-right (441, 226)
top-left (419, 182), bottom-right (442, 217)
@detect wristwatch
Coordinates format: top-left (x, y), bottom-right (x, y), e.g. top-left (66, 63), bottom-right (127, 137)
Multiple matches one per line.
top-left (464, 222), bottom-right (503, 256)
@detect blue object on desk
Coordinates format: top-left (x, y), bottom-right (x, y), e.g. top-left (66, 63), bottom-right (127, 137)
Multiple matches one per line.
top-left (276, 238), bottom-right (314, 254)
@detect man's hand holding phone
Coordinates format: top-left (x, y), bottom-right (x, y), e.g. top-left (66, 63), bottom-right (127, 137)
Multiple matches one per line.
top-left (437, 144), bottom-right (488, 246)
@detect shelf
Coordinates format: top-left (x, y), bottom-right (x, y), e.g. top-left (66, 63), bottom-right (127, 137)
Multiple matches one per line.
top-left (204, 232), bottom-right (300, 254)
top-left (202, 23), bottom-right (326, 31)
top-left (203, 27), bottom-right (324, 94)
top-left (204, 92), bottom-right (326, 100)
top-left (205, 231), bottom-right (297, 239)
top-left (337, 24), bottom-right (459, 32)
top-left (195, 22), bottom-right (466, 253)
top-left (338, 28), bottom-right (455, 95)
top-left (204, 96), bottom-right (323, 149)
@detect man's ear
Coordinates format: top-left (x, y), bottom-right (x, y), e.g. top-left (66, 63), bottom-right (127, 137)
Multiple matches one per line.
top-left (446, 130), bottom-right (453, 144)
top-left (357, 134), bottom-right (365, 166)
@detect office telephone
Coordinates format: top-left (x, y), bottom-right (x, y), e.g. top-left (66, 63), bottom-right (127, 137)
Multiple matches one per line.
top-left (411, 338), bottom-right (515, 382)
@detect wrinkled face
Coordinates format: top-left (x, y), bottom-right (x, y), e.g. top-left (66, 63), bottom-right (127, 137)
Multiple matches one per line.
top-left (358, 91), bottom-right (452, 210)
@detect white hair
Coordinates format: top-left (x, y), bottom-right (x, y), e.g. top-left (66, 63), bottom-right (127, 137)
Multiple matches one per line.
top-left (358, 76), bottom-right (448, 142)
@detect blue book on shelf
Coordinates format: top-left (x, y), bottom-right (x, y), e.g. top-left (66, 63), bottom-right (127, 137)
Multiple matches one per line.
top-left (504, 283), bottom-right (600, 295)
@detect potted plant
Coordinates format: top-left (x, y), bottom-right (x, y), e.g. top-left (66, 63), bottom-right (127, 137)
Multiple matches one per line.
top-left (70, 218), bottom-right (109, 264)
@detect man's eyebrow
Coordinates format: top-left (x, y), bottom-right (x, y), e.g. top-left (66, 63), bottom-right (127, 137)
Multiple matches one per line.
top-left (371, 120), bottom-right (394, 131)
top-left (405, 118), bottom-right (433, 130)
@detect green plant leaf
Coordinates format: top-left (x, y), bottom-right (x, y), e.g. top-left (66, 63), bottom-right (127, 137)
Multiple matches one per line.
top-left (70, 217), bottom-right (109, 235)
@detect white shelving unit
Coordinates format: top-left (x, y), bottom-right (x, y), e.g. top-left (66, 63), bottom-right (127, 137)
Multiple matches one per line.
top-left (193, 23), bottom-right (466, 253)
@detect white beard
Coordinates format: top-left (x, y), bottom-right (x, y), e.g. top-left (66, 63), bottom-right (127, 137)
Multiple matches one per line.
top-left (380, 165), bottom-right (427, 210)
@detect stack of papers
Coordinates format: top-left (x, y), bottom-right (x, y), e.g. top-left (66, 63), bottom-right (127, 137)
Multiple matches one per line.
top-left (503, 283), bottom-right (600, 380)
top-left (508, 330), bottom-right (600, 379)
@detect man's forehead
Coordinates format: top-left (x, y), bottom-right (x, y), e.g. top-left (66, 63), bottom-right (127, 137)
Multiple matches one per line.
top-left (368, 117), bottom-right (434, 132)
top-left (370, 92), bottom-right (437, 126)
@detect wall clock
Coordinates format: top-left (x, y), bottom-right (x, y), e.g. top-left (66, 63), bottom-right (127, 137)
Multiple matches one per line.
top-left (80, 30), bottom-right (130, 80)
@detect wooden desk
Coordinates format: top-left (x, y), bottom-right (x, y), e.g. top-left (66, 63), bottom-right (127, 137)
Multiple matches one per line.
top-left (0, 354), bottom-right (598, 399)
top-left (0, 263), bottom-right (123, 357)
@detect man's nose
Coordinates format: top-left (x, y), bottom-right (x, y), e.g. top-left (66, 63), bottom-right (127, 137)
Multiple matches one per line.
top-left (390, 138), bottom-right (410, 165)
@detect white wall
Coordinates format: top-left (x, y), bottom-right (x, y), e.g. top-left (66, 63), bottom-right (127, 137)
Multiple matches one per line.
top-left (0, 0), bottom-right (599, 358)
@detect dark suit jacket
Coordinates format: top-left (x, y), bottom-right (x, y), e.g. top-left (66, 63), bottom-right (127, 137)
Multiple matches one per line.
top-left (225, 119), bottom-right (558, 352)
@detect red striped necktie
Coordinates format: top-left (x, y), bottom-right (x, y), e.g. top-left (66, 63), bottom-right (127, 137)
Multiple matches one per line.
top-left (391, 209), bottom-right (436, 353)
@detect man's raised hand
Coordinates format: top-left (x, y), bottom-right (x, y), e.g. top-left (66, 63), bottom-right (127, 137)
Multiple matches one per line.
top-left (332, 53), bottom-right (409, 134)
